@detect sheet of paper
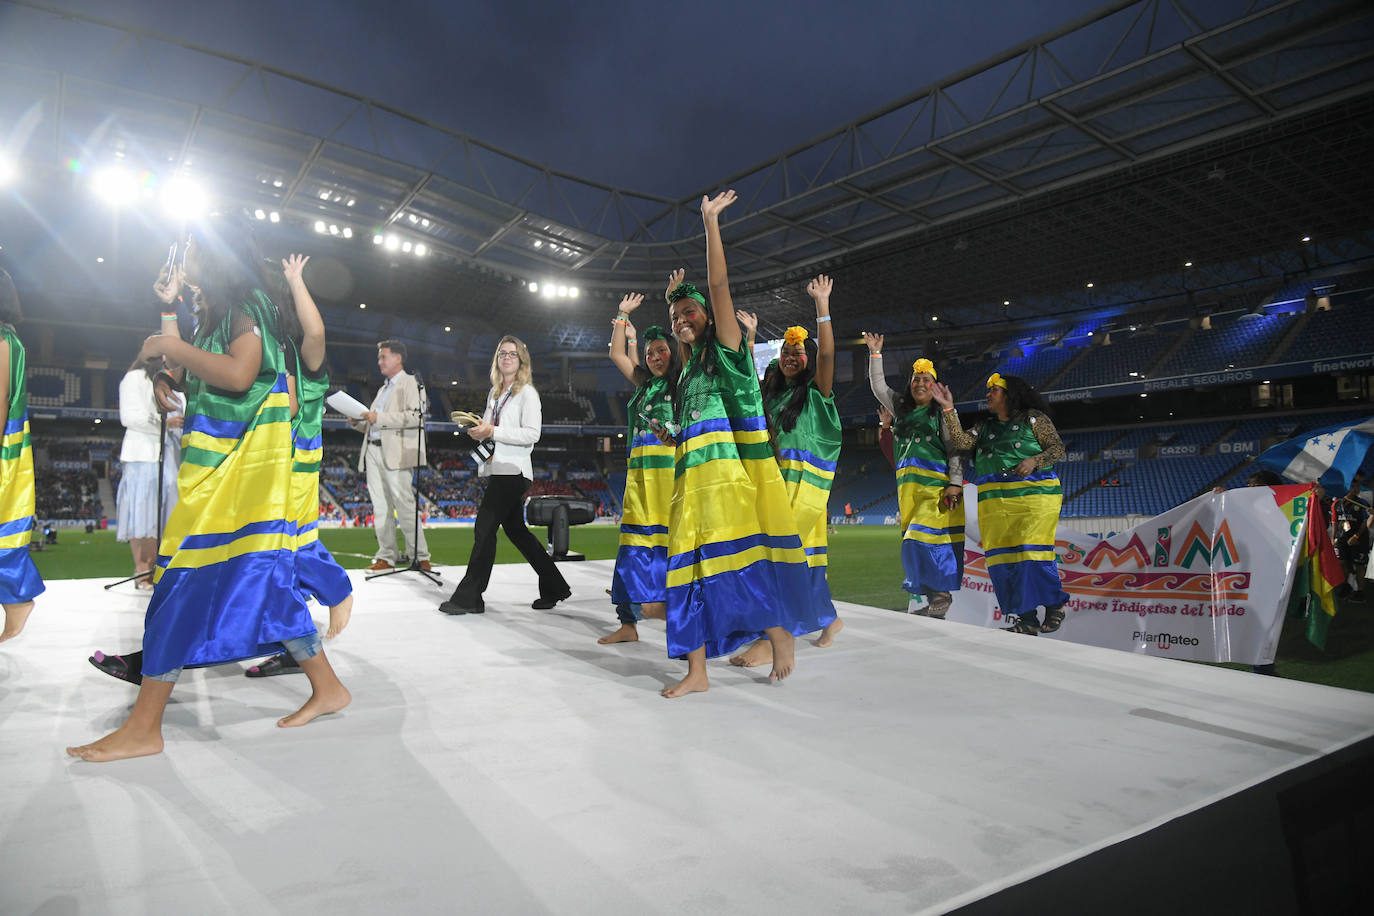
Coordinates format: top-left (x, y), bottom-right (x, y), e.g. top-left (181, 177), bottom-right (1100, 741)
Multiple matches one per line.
top-left (325, 390), bottom-right (369, 420)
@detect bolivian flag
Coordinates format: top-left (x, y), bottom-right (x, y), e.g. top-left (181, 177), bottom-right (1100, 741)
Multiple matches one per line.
top-left (1275, 484), bottom-right (1343, 649)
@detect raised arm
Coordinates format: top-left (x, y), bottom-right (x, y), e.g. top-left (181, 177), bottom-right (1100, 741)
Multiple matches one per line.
top-left (865, 333), bottom-right (899, 413)
top-left (735, 310), bottom-right (758, 352)
top-left (701, 190), bottom-right (741, 351)
top-left (609, 293), bottom-right (645, 384)
top-left (932, 382), bottom-right (978, 452)
top-left (0, 338), bottom-right (9, 421)
top-left (807, 275), bottom-right (835, 397)
top-left (282, 254), bottom-right (326, 372)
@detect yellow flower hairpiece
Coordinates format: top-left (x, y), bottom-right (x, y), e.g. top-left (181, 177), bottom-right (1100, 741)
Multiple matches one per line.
top-left (987, 372), bottom-right (1008, 390)
top-left (782, 326), bottom-right (809, 347)
top-left (911, 357), bottom-right (937, 380)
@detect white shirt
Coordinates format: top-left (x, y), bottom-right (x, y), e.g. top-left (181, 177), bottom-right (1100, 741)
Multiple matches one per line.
top-left (118, 370), bottom-right (183, 463)
top-left (368, 376), bottom-right (395, 443)
top-left (479, 384), bottom-right (542, 480)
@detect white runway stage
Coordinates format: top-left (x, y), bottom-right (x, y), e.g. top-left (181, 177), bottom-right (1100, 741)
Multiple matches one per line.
top-left (3, 561), bottom-right (1373, 914)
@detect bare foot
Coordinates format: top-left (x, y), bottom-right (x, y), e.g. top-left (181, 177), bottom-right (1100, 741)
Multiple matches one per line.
top-left (278, 684), bottom-right (351, 728)
top-left (640, 602), bottom-right (666, 620)
top-left (815, 617), bottom-right (845, 648)
top-left (728, 639), bottom-right (773, 667)
top-left (661, 671), bottom-right (709, 698)
top-left (66, 725), bottom-right (164, 762)
top-left (1, 601), bottom-right (34, 643)
top-left (767, 630), bottom-right (796, 682)
top-left (598, 624), bottom-right (639, 644)
top-left (326, 595), bottom-right (354, 639)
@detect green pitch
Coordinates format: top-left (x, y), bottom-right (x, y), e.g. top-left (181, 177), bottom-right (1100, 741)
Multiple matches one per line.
top-left (28, 526), bottom-right (1373, 692)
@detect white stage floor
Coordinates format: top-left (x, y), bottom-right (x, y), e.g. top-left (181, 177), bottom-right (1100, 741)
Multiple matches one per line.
top-left (3, 561), bottom-right (1373, 915)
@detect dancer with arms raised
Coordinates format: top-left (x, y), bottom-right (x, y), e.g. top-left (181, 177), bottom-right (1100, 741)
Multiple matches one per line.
top-left (659, 190), bottom-right (831, 698)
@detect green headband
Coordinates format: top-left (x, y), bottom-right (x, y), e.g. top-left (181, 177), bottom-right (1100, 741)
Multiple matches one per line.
top-left (643, 325), bottom-right (670, 342)
top-left (667, 282), bottom-right (706, 306)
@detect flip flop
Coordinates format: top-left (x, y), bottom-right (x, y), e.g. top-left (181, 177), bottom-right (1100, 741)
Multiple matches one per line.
top-left (89, 650), bottom-right (144, 685)
top-left (245, 654), bottom-right (303, 677)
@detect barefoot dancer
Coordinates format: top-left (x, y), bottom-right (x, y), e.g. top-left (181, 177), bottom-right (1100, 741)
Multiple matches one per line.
top-left (658, 190), bottom-right (830, 698)
top-left (0, 270), bottom-right (42, 643)
top-left (932, 373), bottom-right (1069, 635)
top-left (68, 222), bottom-right (349, 763)
top-left (247, 253), bottom-right (354, 676)
top-left (600, 291), bottom-right (677, 644)
top-left (730, 276), bottom-right (843, 669)
top-left (867, 339), bottom-right (965, 617)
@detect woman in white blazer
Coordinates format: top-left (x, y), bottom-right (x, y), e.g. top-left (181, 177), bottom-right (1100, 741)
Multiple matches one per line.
top-left (440, 335), bottom-right (569, 614)
top-left (116, 356), bottom-right (182, 588)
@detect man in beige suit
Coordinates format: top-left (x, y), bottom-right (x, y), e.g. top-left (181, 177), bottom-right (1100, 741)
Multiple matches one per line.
top-left (351, 339), bottom-right (431, 571)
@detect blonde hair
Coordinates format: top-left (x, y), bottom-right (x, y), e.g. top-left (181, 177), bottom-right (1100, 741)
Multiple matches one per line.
top-left (489, 334), bottom-right (533, 397)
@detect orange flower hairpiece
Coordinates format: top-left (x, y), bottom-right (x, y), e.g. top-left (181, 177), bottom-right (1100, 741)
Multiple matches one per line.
top-left (782, 326), bottom-right (809, 347)
top-left (911, 357), bottom-right (937, 380)
top-left (987, 372), bottom-right (1008, 390)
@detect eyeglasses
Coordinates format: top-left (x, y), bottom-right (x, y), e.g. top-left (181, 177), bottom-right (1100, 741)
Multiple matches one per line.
top-left (497, 350), bottom-right (520, 359)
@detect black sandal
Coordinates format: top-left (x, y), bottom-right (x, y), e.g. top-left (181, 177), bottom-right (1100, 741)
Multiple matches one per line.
top-left (1002, 614), bottom-right (1039, 635)
top-left (244, 654), bottom-right (302, 677)
top-left (89, 650), bottom-right (144, 685)
top-left (1040, 605), bottom-right (1066, 634)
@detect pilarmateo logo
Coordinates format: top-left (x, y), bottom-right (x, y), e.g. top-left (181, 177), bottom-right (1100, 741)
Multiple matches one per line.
top-left (1133, 631), bottom-right (1201, 651)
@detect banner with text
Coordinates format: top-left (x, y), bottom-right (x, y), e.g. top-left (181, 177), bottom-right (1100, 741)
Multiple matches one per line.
top-left (946, 485), bottom-right (1315, 665)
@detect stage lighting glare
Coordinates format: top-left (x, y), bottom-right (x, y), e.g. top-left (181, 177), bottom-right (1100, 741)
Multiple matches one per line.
top-left (0, 157), bottom-right (14, 185)
top-left (93, 165), bottom-right (138, 205)
top-left (318, 190), bottom-right (330, 200)
top-left (528, 282), bottom-right (539, 293)
top-left (373, 234), bottom-right (383, 245)
top-left (1301, 235), bottom-right (1311, 243)
top-left (346, 198), bottom-right (355, 207)
top-left (359, 303), bottom-right (367, 309)
top-left (329, 224), bottom-right (340, 236)
top-left (1002, 300), bottom-right (1009, 306)
top-left (1086, 282), bottom-right (1094, 288)
top-left (421, 218), bottom-right (430, 228)
top-left (254, 209), bottom-right (266, 220)
top-left (1184, 261), bottom-right (1193, 267)
top-left (159, 177), bottom-right (210, 219)
top-left (1087, 331), bottom-right (1094, 337)
top-left (1140, 393), bottom-right (1147, 398)
top-left (557, 285), bottom-right (568, 297)
top-left (533, 240), bottom-right (543, 248)
top-left (444, 325), bottom-right (451, 332)
top-left (96, 257), bottom-right (104, 263)
top-left (569, 287), bottom-right (579, 298)
top-left (342, 227), bottom-right (353, 239)
top-left (273, 178), bottom-right (283, 188)
top-left (414, 243), bottom-right (427, 257)
top-left (541, 283), bottom-right (555, 299)
top-left (385, 235), bottom-right (399, 251)
top-left (402, 241), bottom-right (413, 253)
top-left (314, 221), bottom-right (327, 233)
top-left (94, 418), bottom-right (101, 424)
top-left (269, 211), bottom-right (280, 223)
top-left (931, 315), bottom-right (939, 322)
top-left (408, 214), bottom-right (418, 223)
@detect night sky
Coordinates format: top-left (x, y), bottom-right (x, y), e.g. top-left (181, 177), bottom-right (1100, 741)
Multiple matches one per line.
top-left (28, 0), bottom-right (1110, 196)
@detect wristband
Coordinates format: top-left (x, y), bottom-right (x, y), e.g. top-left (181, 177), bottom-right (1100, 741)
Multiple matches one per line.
top-left (869, 352), bottom-right (882, 358)
top-left (816, 315), bottom-right (831, 324)
top-left (161, 312), bottom-right (177, 321)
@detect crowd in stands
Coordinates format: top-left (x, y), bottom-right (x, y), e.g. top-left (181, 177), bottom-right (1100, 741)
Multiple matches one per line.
top-left (35, 470), bottom-right (102, 520)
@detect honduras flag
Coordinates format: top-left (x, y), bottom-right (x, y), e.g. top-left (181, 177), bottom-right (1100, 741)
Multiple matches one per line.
top-left (1255, 416), bottom-right (1374, 491)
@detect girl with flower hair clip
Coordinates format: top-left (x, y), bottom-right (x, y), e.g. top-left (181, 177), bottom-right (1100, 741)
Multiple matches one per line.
top-left (599, 289), bottom-right (678, 644)
top-left (730, 276), bottom-right (844, 669)
top-left (932, 372), bottom-right (1069, 635)
top-left (865, 339), bottom-right (965, 617)
top-left (657, 190), bottom-right (832, 698)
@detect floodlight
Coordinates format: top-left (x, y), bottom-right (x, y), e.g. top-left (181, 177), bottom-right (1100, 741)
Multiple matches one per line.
top-left (269, 211), bottom-right (280, 223)
top-left (329, 224), bottom-right (340, 236)
top-left (557, 285), bottom-right (568, 297)
top-left (385, 235), bottom-right (400, 250)
top-left (569, 287), bottom-right (579, 298)
top-left (254, 209), bottom-right (266, 220)
top-left (402, 241), bottom-right (413, 253)
top-left (541, 283), bottom-right (555, 299)
top-left (342, 227), bottom-right (353, 239)
top-left (528, 282), bottom-right (539, 293)
top-left (0, 156), bottom-right (16, 185)
top-left (413, 243), bottom-right (427, 257)
top-left (373, 234), bottom-right (383, 245)
top-left (160, 177), bottom-right (210, 219)
top-left (314, 221), bottom-right (327, 233)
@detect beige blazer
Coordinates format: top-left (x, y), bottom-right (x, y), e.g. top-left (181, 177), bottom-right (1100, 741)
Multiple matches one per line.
top-left (353, 370), bottom-right (427, 471)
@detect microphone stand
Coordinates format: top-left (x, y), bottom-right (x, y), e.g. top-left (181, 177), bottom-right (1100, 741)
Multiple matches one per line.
top-left (367, 374), bottom-right (442, 585)
top-left (105, 412), bottom-right (168, 591)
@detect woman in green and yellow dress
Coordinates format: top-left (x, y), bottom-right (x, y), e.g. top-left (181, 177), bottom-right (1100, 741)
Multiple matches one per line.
top-left (0, 269), bottom-right (42, 643)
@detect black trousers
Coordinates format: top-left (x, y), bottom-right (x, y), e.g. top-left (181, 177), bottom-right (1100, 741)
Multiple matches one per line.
top-left (450, 474), bottom-right (568, 608)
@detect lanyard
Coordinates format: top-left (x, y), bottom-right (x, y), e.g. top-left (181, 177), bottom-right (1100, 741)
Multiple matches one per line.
top-left (492, 388), bottom-right (514, 426)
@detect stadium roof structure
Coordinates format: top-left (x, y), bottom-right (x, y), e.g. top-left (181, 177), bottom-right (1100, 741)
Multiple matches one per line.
top-left (2, 0), bottom-right (1373, 336)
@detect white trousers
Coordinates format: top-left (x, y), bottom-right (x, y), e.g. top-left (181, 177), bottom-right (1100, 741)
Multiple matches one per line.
top-left (365, 441), bottom-right (430, 563)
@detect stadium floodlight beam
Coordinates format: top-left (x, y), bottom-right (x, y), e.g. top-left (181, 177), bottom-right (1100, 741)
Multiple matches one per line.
top-left (254, 209), bottom-right (266, 220)
top-left (314, 220), bottom-right (327, 234)
top-left (92, 165), bottom-right (139, 205)
top-left (569, 287), bottom-right (579, 298)
top-left (0, 155), bottom-right (15, 185)
top-left (373, 233), bottom-right (383, 245)
top-left (401, 241), bottom-right (412, 253)
top-left (541, 282), bottom-right (555, 299)
top-left (342, 227), bottom-right (353, 239)
top-left (528, 282), bottom-right (539, 293)
top-left (385, 234), bottom-right (400, 251)
top-left (160, 177), bottom-right (210, 220)
top-left (413, 243), bottom-right (427, 257)
top-left (269, 211), bottom-right (280, 223)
